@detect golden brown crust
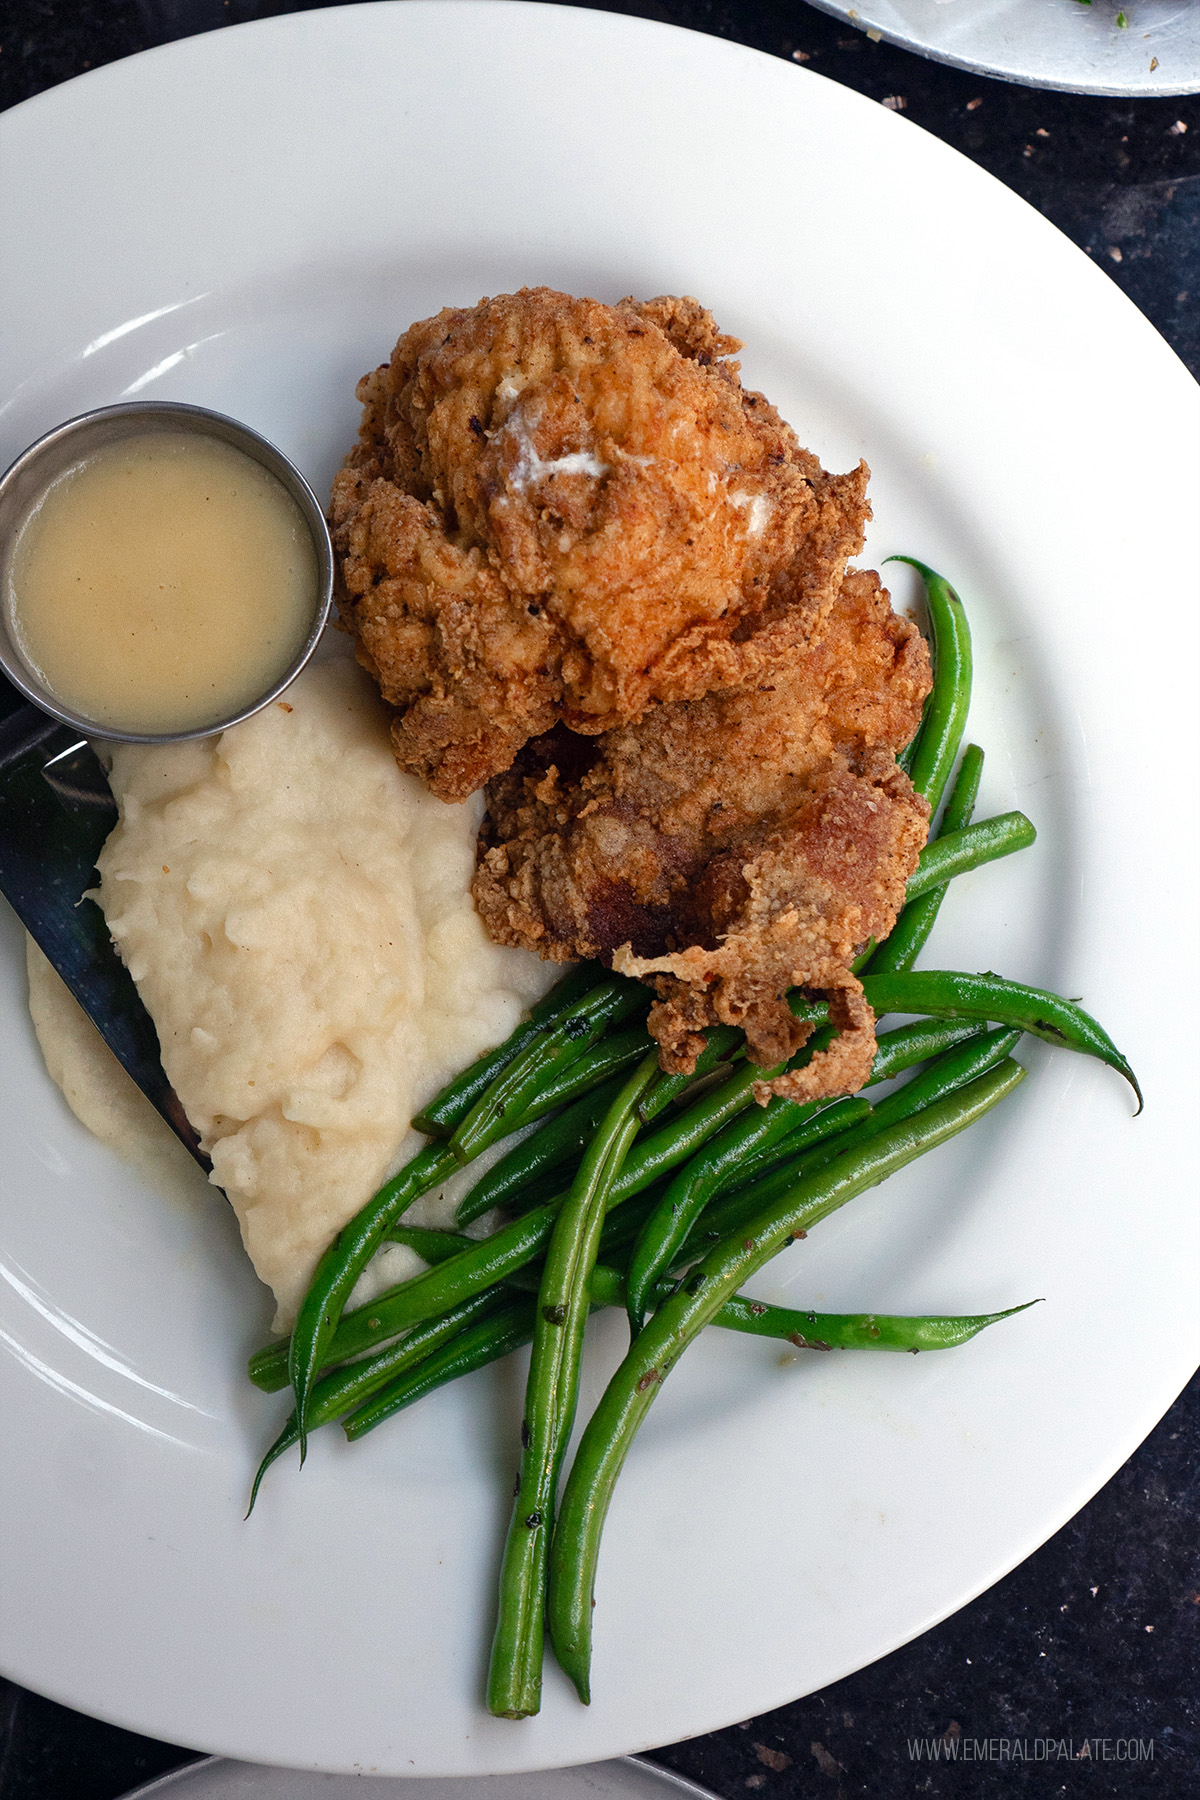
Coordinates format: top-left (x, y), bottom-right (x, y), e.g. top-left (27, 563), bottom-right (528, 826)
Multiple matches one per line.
top-left (473, 569), bottom-right (931, 1101)
top-left (331, 288), bottom-right (870, 799)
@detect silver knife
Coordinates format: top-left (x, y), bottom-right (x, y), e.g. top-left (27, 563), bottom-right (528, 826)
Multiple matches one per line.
top-left (0, 699), bottom-right (209, 1168)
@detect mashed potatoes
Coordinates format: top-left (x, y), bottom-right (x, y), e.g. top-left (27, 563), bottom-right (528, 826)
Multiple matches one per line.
top-left (34, 651), bottom-right (557, 1326)
top-left (26, 935), bottom-right (203, 1202)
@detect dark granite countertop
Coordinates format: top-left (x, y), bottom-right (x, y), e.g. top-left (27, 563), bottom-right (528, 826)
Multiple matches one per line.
top-left (0, 4), bottom-right (1196, 1795)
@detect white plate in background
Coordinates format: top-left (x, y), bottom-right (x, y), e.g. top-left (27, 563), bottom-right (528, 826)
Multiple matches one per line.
top-left (0, 0), bottom-right (1197, 1776)
top-left (120, 1756), bottom-right (719, 1800)
top-left (807, 0), bottom-right (1200, 96)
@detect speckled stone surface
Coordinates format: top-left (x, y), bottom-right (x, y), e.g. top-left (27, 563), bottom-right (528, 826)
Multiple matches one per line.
top-left (0, 4), bottom-right (1196, 1795)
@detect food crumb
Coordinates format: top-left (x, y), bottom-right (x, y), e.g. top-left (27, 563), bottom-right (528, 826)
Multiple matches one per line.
top-left (1169, 119), bottom-right (1188, 135)
top-left (881, 94), bottom-right (906, 111)
top-left (866, 28), bottom-right (882, 41)
top-left (754, 1744), bottom-right (793, 1771)
top-left (1036, 127), bottom-right (1050, 138)
top-left (1108, 246), bottom-right (1124, 262)
top-left (791, 48), bottom-right (810, 61)
top-left (277, 700), bottom-right (293, 711)
top-left (966, 96), bottom-right (983, 111)
top-left (1150, 55), bottom-right (1159, 70)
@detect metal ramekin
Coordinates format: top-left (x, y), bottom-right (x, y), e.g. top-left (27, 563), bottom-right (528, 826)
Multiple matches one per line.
top-left (0, 401), bottom-right (334, 743)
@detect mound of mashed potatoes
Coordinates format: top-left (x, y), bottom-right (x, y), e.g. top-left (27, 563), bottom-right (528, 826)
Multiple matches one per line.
top-left (30, 650), bottom-right (557, 1327)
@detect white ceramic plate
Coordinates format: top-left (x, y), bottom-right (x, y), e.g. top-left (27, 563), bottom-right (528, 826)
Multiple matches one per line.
top-left (808, 0), bottom-right (1200, 96)
top-left (121, 1755), bottom-right (718, 1800)
top-left (0, 1), bottom-right (1196, 1776)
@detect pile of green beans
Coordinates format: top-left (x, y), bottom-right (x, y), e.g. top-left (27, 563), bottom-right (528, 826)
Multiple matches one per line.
top-left (245, 557), bottom-right (1137, 1718)
top-left (286, 970), bottom-right (652, 1451)
top-left (681, 1029), bottom-right (1022, 1262)
top-left (547, 1061), bottom-right (1026, 1701)
top-left (247, 1034), bottom-right (822, 1397)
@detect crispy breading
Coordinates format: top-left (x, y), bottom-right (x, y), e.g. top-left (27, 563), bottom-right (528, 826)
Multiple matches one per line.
top-left (331, 288), bottom-right (870, 799)
top-left (473, 570), bottom-right (931, 1101)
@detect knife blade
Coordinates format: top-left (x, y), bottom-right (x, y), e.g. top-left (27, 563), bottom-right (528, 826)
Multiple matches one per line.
top-left (0, 700), bottom-right (209, 1169)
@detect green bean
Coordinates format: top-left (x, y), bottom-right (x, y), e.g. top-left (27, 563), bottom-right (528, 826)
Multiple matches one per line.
top-left (519, 1023), bottom-right (652, 1124)
top-left (411, 964), bottom-right (599, 1136)
top-left (930, 743), bottom-right (983, 845)
top-left (888, 556), bottom-right (972, 813)
top-left (449, 976), bottom-right (648, 1164)
top-left (286, 1140), bottom-right (460, 1456)
top-left (606, 1061), bottom-right (776, 1198)
top-left (623, 1031), bottom-right (841, 1335)
top-left (865, 1017), bottom-right (987, 1085)
top-left (383, 1224), bottom-right (478, 1263)
top-left (866, 746), bottom-right (983, 976)
top-left (904, 811), bottom-right (1035, 904)
top-left (501, 1169), bottom-right (594, 1221)
top-left (455, 1076), bottom-right (627, 1227)
top-left (344, 1299), bottom-right (538, 1440)
top-left (708, 1293), bottom-right (1039, 1351)
top-left (297, 1208), bottom-right (562, 1374)
top-left (858, 1026), bottom-right (1020, 1134)
top-left (248, 1343), bottom-right (296, 1394)
top-left (625, 1094), bottom-right (821, 1338)
top-left (700, 1024), bottom-right (985, 1208)
top-left (682, 1028), bottom-right (1019, 1257)
top-left (593, 1181), bottom-right (673, 1264)
top-left (251, 1202), bottom-right (557, 1393)
top-left (861, 968), bottom-right (1141, 1108)
top-left (246, 1227), bottom-right (481, 1395)
top-left (939, 743), bottom-right (984, 831)
top-left (745, 1019), bottom-right (989, 1178)
top-left (546, 1058), bottom-right (1026, 1701)
top-left (498, 1186), bottom-right (670, 1294)
top-left (598, 1261), bottom-right (1040, 1353)
top-left (713, 1096), bottom-right (872, 1200)
top-left (341, 1269), bottom-right (1036, 1450)
top-left (637, 1025), bottom-right (747, 1124)
top-left (246, 1287), bottom-right (507, 1509)
top-left (487, 1050), bottom-right (660, 1718)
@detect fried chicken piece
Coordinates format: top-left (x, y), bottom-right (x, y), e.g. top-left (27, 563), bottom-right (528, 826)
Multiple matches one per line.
top-left (473, 569), bottom-right (931, 1102)
top-left (331, 288), bottom-right (870, 799)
